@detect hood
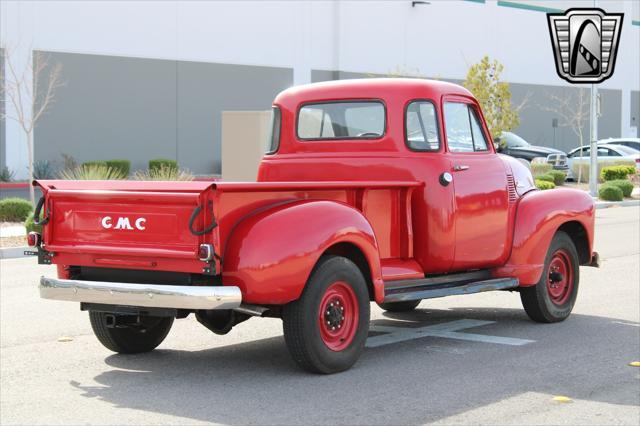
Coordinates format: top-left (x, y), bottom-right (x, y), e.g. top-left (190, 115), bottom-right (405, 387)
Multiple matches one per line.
top-left (510, 145), bottom-right (566, 156)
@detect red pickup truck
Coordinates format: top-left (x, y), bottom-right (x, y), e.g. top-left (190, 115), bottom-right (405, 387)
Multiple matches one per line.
top-left (32, 79), bottom-right (598, 373)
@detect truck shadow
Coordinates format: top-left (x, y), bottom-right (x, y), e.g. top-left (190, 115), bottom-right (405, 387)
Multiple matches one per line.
top-left (70, 307), bottom-right (639, 425)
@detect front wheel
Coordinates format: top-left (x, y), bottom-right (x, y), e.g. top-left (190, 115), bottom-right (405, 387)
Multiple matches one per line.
top-left (520, 231), bottom-right (580, 323)
top-left (283, 256), bottom-right (370, 374)
top-left (89, 312), bottom-right (174, 354)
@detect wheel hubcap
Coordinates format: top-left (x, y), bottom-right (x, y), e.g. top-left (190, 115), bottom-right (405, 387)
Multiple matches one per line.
top-left (547, 249), bottom-right (573, 305)
top-left (318, 281), bottom-right (359, 351)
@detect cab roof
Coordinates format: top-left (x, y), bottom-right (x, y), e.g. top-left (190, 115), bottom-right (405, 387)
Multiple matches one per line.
top-left (274, 78), bottom-right (473, 106)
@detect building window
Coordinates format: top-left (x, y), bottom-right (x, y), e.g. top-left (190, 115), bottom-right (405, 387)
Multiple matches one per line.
top-left (297, 101), bottom-right (385, 140)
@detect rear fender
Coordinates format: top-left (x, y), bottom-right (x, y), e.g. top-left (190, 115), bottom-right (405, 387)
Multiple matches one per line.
top-left (493, 188), bottom-right (595, 286)
top-left (222, 200), bottom-right (383, 304)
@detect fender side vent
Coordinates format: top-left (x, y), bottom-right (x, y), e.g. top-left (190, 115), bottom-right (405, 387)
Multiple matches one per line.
top-left (506, 174), bottom-right (518, 203)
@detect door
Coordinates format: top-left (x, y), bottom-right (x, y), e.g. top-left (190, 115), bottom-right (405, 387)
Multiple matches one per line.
top-left (443, 100), bottom-right (511, 270)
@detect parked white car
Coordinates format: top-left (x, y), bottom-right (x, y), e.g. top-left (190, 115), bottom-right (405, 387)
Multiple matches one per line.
top-left (598, 137), bottom-right (640, 152)
top-left (566, 144), bottom-right (640, 181)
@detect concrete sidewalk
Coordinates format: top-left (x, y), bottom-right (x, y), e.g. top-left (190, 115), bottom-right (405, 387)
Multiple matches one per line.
top-left (0, 224), bottom-right (26, 238)
top-left (595, 199), bottom-right (640, 209)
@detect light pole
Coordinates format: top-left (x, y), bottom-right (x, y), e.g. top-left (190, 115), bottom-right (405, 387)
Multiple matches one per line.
top-left (588, 0), bottom-right (599, 197)
top-left (589, 83), bottom-right (598, 197)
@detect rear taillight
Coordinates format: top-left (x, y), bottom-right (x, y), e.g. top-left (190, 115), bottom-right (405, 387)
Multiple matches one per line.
top-left (27, 232), bottom-right (41, 247)
top-left (198, 244), bottom-right (213, 262)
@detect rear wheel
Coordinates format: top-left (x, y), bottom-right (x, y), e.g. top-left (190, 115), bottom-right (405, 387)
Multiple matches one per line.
top-left (377, 300), bottom-right (421, 312)
top-left (520, 231), bottom-right (579, 323)
top-left (283, 256), bottom-right (370, 374)
top-left (89, 311), bottom-right (174, 354)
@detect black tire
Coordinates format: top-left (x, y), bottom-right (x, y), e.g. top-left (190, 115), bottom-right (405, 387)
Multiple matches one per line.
top-left (89, 311), bottom-right (174, 354)
top-left (520, 231), bottom-right (580, 323)
top-left (377, 300), bottom-right (421, 312)
top-left (282, 256), bottom-right (370, 374)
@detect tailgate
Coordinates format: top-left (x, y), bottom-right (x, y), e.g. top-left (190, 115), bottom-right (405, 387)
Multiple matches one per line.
top-left (34, 180), bottom-right (219, 274)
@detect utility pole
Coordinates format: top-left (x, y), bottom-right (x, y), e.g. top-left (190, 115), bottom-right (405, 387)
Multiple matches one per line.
top-left (589, 83), bottom-right (598, 197)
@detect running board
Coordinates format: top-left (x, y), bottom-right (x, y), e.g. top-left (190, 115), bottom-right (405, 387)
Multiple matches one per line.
top-left (383, 274), bottom-right (519, 303)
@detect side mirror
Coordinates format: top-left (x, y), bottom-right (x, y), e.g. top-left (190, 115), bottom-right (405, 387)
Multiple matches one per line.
top-left (493, 140), bottom-right (502, 152)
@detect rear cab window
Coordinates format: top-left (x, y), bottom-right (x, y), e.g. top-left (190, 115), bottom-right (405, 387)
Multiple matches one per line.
top-left (297, 101), bottom-right (385, 140)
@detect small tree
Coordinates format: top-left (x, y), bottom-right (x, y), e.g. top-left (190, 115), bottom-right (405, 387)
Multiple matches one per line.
top-left (543, 88), bottom-right (590, 183)
top-left (463, 56), bottom-right (520, 140)
top-left (0, 47), bottom-right (63, 204)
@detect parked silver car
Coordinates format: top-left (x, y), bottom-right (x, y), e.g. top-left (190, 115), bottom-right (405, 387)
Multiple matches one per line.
top-left (566, 144), bottom-right (640, 180)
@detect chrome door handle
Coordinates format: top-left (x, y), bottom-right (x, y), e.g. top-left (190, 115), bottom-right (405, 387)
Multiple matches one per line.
top-left (453, 165), bottom-right (470, 172)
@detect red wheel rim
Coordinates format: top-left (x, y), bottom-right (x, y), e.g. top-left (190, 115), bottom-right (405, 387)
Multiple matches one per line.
top-left (318, 281), bottom-right (359, 351)
top-left (546, 249), bottom-right (573, 305)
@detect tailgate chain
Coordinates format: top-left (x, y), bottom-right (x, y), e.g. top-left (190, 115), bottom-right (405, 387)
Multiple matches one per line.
top-left (188, 201), bottom-right (218, 236)
top-left (33, 197), bottom-right (50, 226)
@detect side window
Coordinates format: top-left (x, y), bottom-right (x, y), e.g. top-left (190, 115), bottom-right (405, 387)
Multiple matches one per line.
top-left (405, 101), bottom-right (440, 151)
top-left (606, 148), bottom-right (621, 157)
top-left (444, 102), bottom-right (489, 152)
top-left (469, 108), bottom-right (488, 151)
top-left (569, 148), bottom-right (587, 158)
top-left (265, 107), bottom-right (281, 154)
top-left (443, 102), bottom-right (474, 152)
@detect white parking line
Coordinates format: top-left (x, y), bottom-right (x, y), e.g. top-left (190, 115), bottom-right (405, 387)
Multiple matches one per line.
top-left (366, 319), bottom-right (536, 348)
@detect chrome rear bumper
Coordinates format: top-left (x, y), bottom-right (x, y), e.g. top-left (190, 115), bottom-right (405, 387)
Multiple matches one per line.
top-left (39, 276), bottom-right (242, 310)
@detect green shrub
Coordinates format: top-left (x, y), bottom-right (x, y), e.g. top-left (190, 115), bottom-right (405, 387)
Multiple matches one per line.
top-left (536, 174), bottom-right (555, 183)
top-left (133, 165), bottom-right (194, 181)
top-left (149, 158), bottom-right (178, 172)
top-left (571, 160), bottom-right (635, 183)
top-left (0, 198), bottom-right (33, 222)
top-left (531, 163), bottom-right (552, 178)
top-left (598, 184), bottom-right (623, 201)
top-left (600, 165), bottom-right (636, 182)
top-left (535, 179), bottom-right (556, 190)
top-left (105, 159), bottom-right (131, 176)
top-left (82, 160), bottom-right (108, 168)
top-left (605, 179), bottom-right (634, 198)
top-left (547, 170), bottom-right (566, 186)
top-left (24, 212), bottom-right (43, 234)
top-left (0, 166), bottom-right (15, 182)
top-left (59, 164), bottom-right (126, 180)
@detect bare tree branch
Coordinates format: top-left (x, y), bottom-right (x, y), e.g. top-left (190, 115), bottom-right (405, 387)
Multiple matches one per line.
top-left (0, 45), bottom-right (64, 204)
top-left (514, 90), bottom-right (533, 113)
top-left (542, 88), bottom-right (590, 183)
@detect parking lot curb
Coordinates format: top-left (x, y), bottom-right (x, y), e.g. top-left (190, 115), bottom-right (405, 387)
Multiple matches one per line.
top-left (0, 246), bottom-right (31, 260)
top-left (595, 199), bottom-right (640, 209)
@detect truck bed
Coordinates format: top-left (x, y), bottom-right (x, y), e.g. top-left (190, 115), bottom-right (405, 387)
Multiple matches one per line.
top-left (34, 179), bottom-right (423, 279)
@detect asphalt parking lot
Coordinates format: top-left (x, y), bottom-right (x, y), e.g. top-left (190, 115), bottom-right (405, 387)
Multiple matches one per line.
top-left (1, 206), bottom-right (639, 425)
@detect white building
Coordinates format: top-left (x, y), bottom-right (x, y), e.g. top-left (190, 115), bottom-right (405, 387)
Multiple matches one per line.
top-left (1, 0), bottom-right (638, 178)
